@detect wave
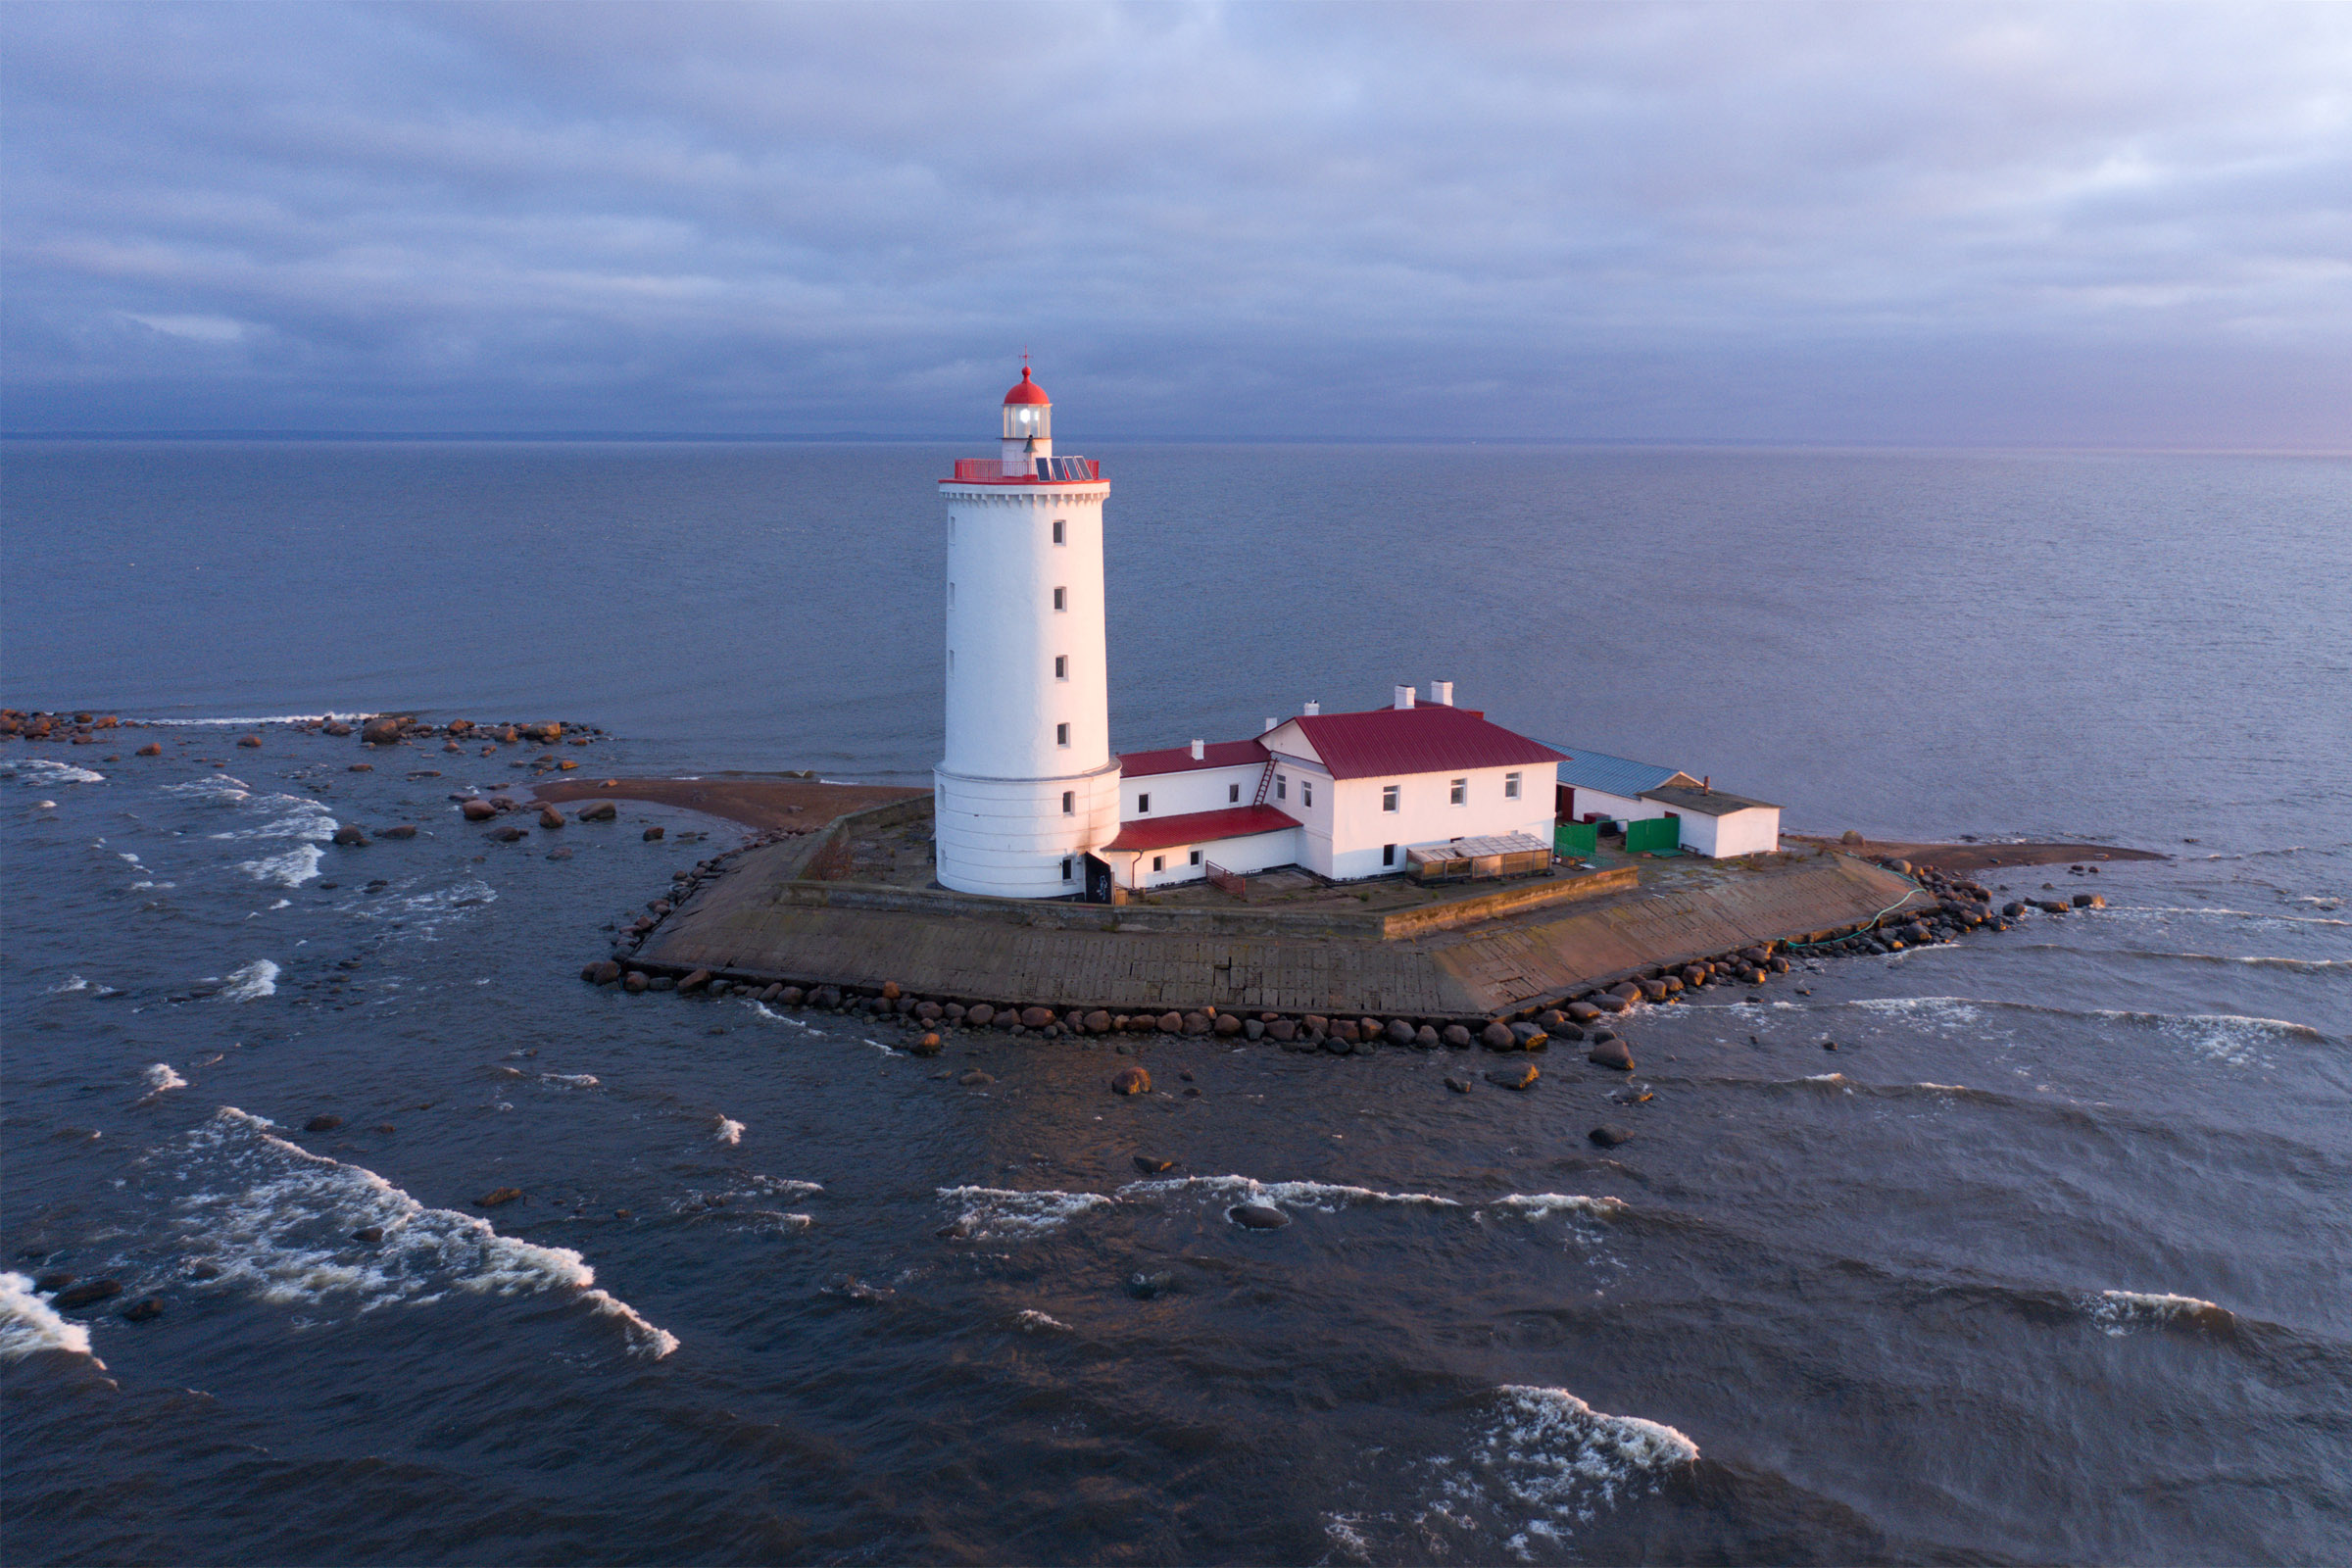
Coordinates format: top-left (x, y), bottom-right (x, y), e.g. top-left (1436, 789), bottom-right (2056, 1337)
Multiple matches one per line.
top-left (239, 844), bottom-right (323, 887)
top-left (936, 1186), bottom-right (1114, 1240)
top-left (1999, 943), bottom-right (2351, 972)
top-left (1842, 994), bottom-right (2326, 1059)
top-left (169, 1107), bottom-right (676, 1358)
top-left (0, 1272), bottom-right (105, 1367)
top-left (142, 1063), bottom-right (189, 1097)
top-left (1115, 1174), bottom-right (1465, 1212)
top-left (339, 879), bottom-right (497, 940)
top-left (220, 959), bottom-right (279, 1001)
top-left (2105, 905), bottom-right (2350, 928)
top-left (540, 1073), bottom-right (600, 1089)
top-left (1016, 1308), bottom-right (1071, 1333)
top-left (1441, 1385), bottom-right (1696, 1551)
top-left (163, 775), bottom-right (253, 803)
top-left (713, 1116), bottom-right (744, 1146)
top-left (6, 759), bottom-right (107, 786)
top-left (1487, 1194), bottom-right (1629, 1221)
top-left (133, 712), bottom-right (376, 727)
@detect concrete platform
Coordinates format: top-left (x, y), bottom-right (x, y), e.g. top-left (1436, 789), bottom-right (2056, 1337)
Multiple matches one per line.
top-left (629, 799), bottom-right (1930, 1021)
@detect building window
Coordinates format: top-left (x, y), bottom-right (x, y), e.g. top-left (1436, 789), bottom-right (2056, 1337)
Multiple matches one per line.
top-left (1505, 771), bottom-right (1522, 800)
top-left (1189, 849), bottom-right (1202, 866)
top-left (1275, 774), bottom-right (1287, 801)
top-left (1382, 785), bottom-right (1398, 812)
top-left (1152, 855), bottom-right (1165, 872)
top-left (1061, 857), bottom-right (1073, 880)
top-left (1054, 655), bottom-right (1068, 679)
top-left (948, 581), bottom-right (956, 605)
top-left (1055, 722), bottom-right (1070, 748)
top-left (1138, 793), bottom-right (1151, 813)
top-left (1228, 782), bottom-right (1240, 803)
top-left (1053, 519), bottom-right (1065, 544)
top-left (1383, 843), bottom-right (1396, 866)
top-left (1061, 791), bottom-right (1074, 814)
top-left (1053, 586), bottom-right (1066, 611)
top-left (1302, 780), bottom-right (1313, 808)
top-left (1450, 778), bottom-right (1467, 806)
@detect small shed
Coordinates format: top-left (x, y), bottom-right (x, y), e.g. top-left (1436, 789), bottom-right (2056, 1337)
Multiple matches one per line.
top-left (1549, 748), bottom-right (1702, 827)
top-left (1638, 784), bottom-right (1782, 858)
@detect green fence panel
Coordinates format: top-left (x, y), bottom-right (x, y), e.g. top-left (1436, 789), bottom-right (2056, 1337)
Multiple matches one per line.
top-left (1554, 820), bottom-right (1597, 857)
top-left (1624, 816), bottom-right (1681, 855)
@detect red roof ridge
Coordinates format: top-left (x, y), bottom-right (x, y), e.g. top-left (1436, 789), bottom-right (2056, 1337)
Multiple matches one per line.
top-left (1100, 803), bottom-right (1299, 854)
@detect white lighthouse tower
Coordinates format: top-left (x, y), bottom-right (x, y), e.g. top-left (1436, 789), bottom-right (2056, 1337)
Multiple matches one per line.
top-left (934, 365), bottom-right (1120, 897)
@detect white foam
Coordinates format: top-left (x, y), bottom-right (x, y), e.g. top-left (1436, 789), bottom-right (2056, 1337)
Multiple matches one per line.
top-left (164, 775), bottom-right (253, 803)
top-left (1116, 1174), bottom-right (1462, 1213)
top-left (1488, 1194), bottom-right (1628, 1220)
top-left (2085, 1289), bottom-right (2230, 1336)
top-left (1803, 1071), bottom-right (1848, 1085)
top-left (0, 1272), bottom-right (103, 1367)
top-left (49, 974), bottom-right (88, 994)
top-left (168, 1109), bottom-right (675, 1357)
top-left (713, 1116), bottom-right (745, 1146)
top-left (136, 712), bottom-right (371, 727)
top-left (1849, 996), bottom-right (1984, 1025)
top-left (936, 1186), bottom-right (1113, 1240)
top-left (1469, 1386), bottom-right (1697, 1542)
top-left (143, 1063), bottom-right (189, 1096)
top-left (220, 959), bottom-right (279, 1001)
top-left (541, 1073), bottom-right (600, 1089)
top-left (9, 760), bottom-right (106, 786)
top-left (240, 844), bottom-right (323, 887)
top-left (1016, 1308), bottom-right (1071, 1333)
top-left (209, 793), bottom-right (336, 843)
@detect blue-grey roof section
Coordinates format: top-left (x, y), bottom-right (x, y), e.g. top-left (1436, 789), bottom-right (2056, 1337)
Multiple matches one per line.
top-left (1544, 746), bottom-right (1697, 799)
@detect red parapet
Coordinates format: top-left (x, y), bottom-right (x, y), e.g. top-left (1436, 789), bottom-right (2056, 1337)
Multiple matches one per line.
top-left (947, 457), bottom-right (1101, 483)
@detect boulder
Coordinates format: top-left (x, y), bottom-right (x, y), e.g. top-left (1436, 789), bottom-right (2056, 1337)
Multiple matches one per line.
top-left (587, 960), bottom-right (621, 986)
top-left (1302, 1014), bottom-right (1329, 1036)
top-left (1445, 1074), bottom-right (1472, 1094)
top-left (1589, 1124), bottom-right (1635, 1148)
top-left (643, 826), bottom-right (665, 841)
top-left (321, 721), bottom-right (353, 737)
top-left (1330, 1020), bottom-right (1359, 1044)
top-left (1609, 981), bottom-right (1643, 1002)
top-left (305, 1114), bottom-right (344, 1132)
top-left (537, 807), bottom-right (565, 830)
top-left (487, 825), bottom-right (526, 843)
top-left (1485, 1062), bottom-right (1540, 1091)
top-left (121, 1297), bottom-right (165, 1323)
top-left (1385, 1018), bottom-right (1417, 1047)
top-left (622, 971), bottom-right (649, 994)
top-left (361, 716), bottom-right (403, 745)
top-left (461, 799), bottom-right (497, 821)
top-left (678, 969), bottom-right (712, 994)
top-left (474, 1188), bottom-right (523, 1207)
top-left (1588, 1039), bottom-right (1634, 1071)
top-left (1510, 1021), bottom-right (1543, 1047)
top-left (958, 1070), bottom-right (995, 1087)
top-left (1442, 1024), bottom-right (1474, 1049)
top-left (1267, 1019), bottom-right (1298, 1043)
top-left (760, 983), bottom-right (784, 1003)
top-left (575, 801), bottom-right (616, 822)
top-left (1593, 993), bottom-right (1630, 1014)
top-left (136, 742), bottom-right (163, 757)
top-left (1084, 1009), bottom-right (1112, 1034)
top-left (1133, 1155), bottom-right (1177, 1174)
top-left (914, 1002), bottom-right (944, 1022)
top-left (993, 1008), bottom-right (1019, 1031)
top-left (378, 824), bottom-right (416, 840)
top-left (908, 1033), bottom-right (943, 1056)
top-left (1020, 1006), bottom-right (1055, 1029)
top-left (880, 981), bottom-right (902, 1001)
top-left (1244, 1018), bottom-right (1264, 1041)
top-left (1228, 1203), bottom-right (1290, 1230)
top-left (1111, 1065), bottom-right (1152, 1096)
top-left (1323, 1035), bottom-right (1352, 1055)
top-left (236, 734), bottom-right (263, 749)
top-left (779, 986), bottom-right (805, 1004)
top-left (331, 824), bottom-right (368, 848)
top-left (1157, 1011), bottom-right (1183, 1033)
top-left (53, 1280), bottom-right (123, 1310)
top-left (1414, 1025), bottom-right (1441, 1050)
top-left (353, 1226), bottom-right (384, 1245)
top-left (1566, 1002), bottom-right (1602, 1024)
top-left (1536, 1009), bottom-right (1570, 1032)
top-left (2073, 893), bottom-right (2104, 908)
top-left (1214, 1012), bottom-right (1243, 1036)
top-left (1481, 1021), bottom-right (1515, 1051)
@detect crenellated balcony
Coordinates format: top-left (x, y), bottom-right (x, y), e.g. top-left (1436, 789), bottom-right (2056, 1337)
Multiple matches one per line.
top-left (947, 457), bottom-right (1101, 484)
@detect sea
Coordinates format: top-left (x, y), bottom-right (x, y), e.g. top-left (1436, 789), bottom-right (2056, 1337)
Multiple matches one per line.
top-left (2, 440), bottom-right (2347, 1564)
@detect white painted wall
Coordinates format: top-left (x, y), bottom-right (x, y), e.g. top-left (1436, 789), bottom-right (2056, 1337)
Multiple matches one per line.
top-left (1122, 761), bottom-right (1262, 820)
top-left (935, 477), bottom-right (1119, 897)
top-left (1561, 786), bottom-right (1668, 825)
top-left (1669, 807), bottom-right (1781, 858)
top-left (1267, 752), bottom-right (1553, 880)
top-left (1120, 826), bottom-right (1301, 889)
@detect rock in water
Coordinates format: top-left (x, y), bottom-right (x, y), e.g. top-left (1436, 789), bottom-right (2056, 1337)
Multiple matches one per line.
top-left (378, 824), bottom-right (416, 839)
top-left (352, 1226), bottom-right (384, 1245)
top-left (121, 1297), bottom-right (165, 1322)
top-left (1133, 1155), bottom-right (1177, 1174)
top-left (1126, 1271), bottom-right (1176, 1298)
top-left (643, 825), bottom-right (664, 841)
top-left (331, 824), bottom-right (368, 848)
top-left (537, 807), bottom-right (565, 830)
top-left (475, 1188), bottom-right (523, 1207)
top-left (1481, 1021), bottom-right (1515, 1051)
top-left (52, 1280), bottom-right (122, 1310)
top-left (575, 801), bottom-right (617, 821)
top-left (1110, 1066), bottom-right (1152, 1096)
top-left (136, 742), bottom-right (163, 757)
top-left (1485, 1063), bottom-right (1540, 1091)
top-left (1588, 1039), bottom-right (1635, 1071)
top-left (1445, 1075), bottom-right (1473, 1094)
top-left (908, 1033), bottom-right (943, 1056)
top-left (304, 1114), bottom-right (344, 1132)
top-left (461, 798), bottom-right (497, 821)
top-left (1229, 1203), bottom-right (1289, 1230)
top-left (1589, 1124), bottom-right (1635, 1148)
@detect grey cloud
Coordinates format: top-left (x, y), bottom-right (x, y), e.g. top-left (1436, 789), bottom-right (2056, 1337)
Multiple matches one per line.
top-left (2, 1), bottom-right (2345, 443)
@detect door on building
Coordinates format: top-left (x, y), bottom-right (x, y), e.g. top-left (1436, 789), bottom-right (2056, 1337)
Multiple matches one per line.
top-left (1081, 854), bottom-right (1114, 904)
top-left (1555, 783), bottom-right (1575, 823)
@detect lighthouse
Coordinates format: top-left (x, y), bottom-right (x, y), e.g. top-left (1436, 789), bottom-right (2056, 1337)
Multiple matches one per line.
top-left (934, 366), bottom-right (1120, 897)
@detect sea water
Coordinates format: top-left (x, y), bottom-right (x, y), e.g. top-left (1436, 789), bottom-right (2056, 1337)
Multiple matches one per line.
top-left (2, 441), bottom-right (2346, 1563)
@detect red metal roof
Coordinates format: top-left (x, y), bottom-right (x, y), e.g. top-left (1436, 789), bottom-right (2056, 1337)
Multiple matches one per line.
top-left (1117, 738), bottom-right (1269, 778)
top-left (1101, 803), bottom-right (1298, 854)
top-left (1003, 366), bottom-right (1051, 405)
top-left (1282, 706), bottom-right (1566, 781)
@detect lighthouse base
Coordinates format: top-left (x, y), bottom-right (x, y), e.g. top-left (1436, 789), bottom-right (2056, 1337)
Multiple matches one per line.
top-left (933, 760), bottom-right (1122, 899)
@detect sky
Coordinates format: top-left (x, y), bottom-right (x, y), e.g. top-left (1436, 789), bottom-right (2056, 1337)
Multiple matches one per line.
top-left (3, 1), bottom-right (2347, 446)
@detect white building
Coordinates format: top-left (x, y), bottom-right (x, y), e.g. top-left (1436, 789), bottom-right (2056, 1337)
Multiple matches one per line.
top-left (1552, 748), bottom-right (1701, 827)
top-left (932, 367), bottom-right (1121, 897)
top-left (1100, 684), bottom-right (1566, 891)
top-left (1639, 783), bottom-right (1784, 858)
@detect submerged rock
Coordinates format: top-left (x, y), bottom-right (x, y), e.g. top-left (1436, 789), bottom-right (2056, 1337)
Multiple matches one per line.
top-left (52, 1280), bottom-right (122, 1311)
top-left (1110, 1065), bottom-right (1152, 1096)
top-left (1589, 1124), bottom-right (1635, 1148)
top-left (475, 1188), bottom-right (523, 1207)
top-left (1485, 1062), bottom-right (1540, 1091)
top-left (1228, 1203), bottom-right (1289, 1230)
top-left (1588, 1039), bottom-right (1634, 1071)
top-left (1133, 1155), bottom-right (1177, 1174)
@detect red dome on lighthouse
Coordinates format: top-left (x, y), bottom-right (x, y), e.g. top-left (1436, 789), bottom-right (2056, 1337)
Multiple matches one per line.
top-left (1003, 366), bottom-right (1051, 406)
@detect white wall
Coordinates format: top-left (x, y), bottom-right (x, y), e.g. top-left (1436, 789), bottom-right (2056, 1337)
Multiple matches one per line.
top-left (1561, 786), bottom-right (1668, 825)
top-left (1122, 761), bottom-right (1262, 820)
top-left (1119, 826), bottom-right (1301, 889)
top-left (937, 478), bottom-right (1119, 897)
top-left (1672, 807), bottom-right (1780, 858)
top-left (1269, 753), bottom-right (1551, 880)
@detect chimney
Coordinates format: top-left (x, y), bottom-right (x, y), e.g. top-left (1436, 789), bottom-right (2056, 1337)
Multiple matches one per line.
top-left (1394, 684), bottom-right (1416, 710)
top-left (1428, 680), bottom-right (1453, 707)
top-left (1702, 775), bottom-right (1711, 794)
top-left (1263, 717), bottom-right (1278, 733)
top-left (1304, 701), bottom-right (1320, 716)
top-left (1191, 738), bottom-right (1205, 760)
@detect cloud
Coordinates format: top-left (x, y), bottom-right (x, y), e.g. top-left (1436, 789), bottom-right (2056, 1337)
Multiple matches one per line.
top-left (1, 1), bottom-right (2346, 443)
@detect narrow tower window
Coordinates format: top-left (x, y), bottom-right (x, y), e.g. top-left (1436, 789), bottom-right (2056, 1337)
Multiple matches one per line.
top-left (1053, 519), bottom-right (1065, 544)
top-left (1054, 655), bottom-right (1068, 679)
top-left (1137, 793), bottom-right (1151, 814)
top-left (1061, 857), bottom-right (1074, 880)
top-left (1055, 722), bottom-right (1071, 748)
top-left (1053, 586), bottom-right (1066, 611)
top-left (1275, 774), bottom-right (1287, 801)
top-left (1228, 783), bottom-right (1240, 803)
top-left (948, 581), bottom-right (956, 605)
top-left (1302, 780), bottom-right (1313, 808)
top-left (1061, 791), bottom-right (1074, 814)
